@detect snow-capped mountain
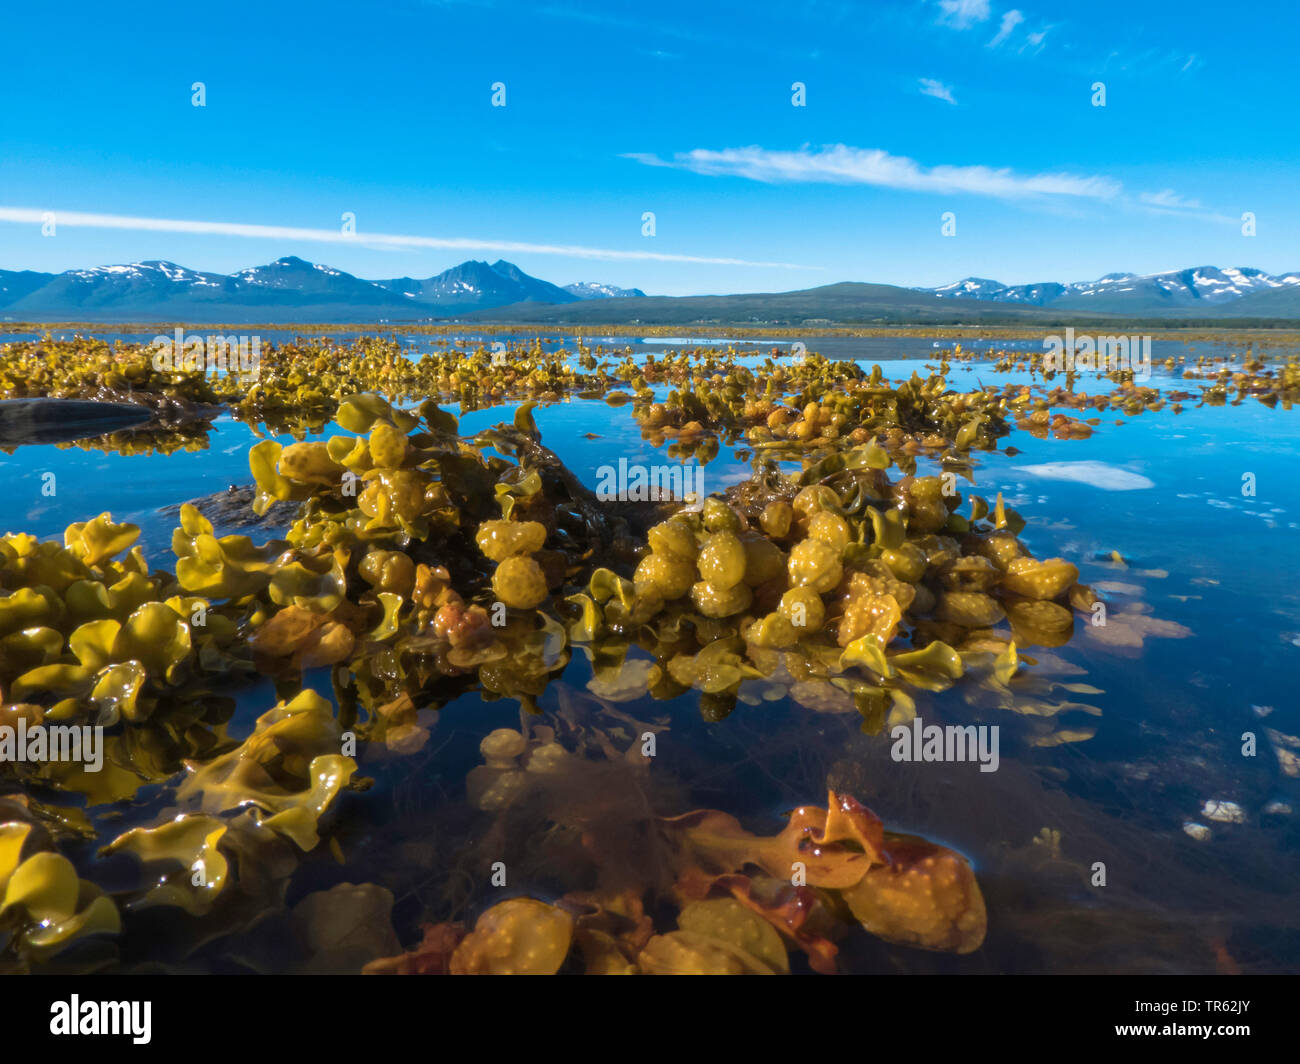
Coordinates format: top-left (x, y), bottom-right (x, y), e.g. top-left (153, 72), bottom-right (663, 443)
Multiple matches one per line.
top-left (7, 257), bottom-right (412, 317)
top-left (0, 257), bottom-right (638, 322)
top-left (373, 259), bottom-right (580, 312)
top-left (563, 281), bottom-right (647, 300)
top-left (925, 266), bottom-right (1300, 312)
top-left (3, 257), bottom-right (1298, 324)
top-left (226, 257), bottom-right (407, 306)
top-left (929, 278), bottom-right (1067, 305)
top-left (42, 260), bottom-right (227, 307)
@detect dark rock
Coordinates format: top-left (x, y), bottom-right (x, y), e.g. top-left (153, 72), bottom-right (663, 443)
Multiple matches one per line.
top-left (0, 398), bottom-right (156, 447)
top-left (159, 484), bottom-right (301, 535)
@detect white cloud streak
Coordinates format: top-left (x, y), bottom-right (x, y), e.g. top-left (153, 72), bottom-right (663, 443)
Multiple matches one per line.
top-left (0, 207), bottom-right (812, 269)
top-left (989, 9), bottom-right (1023, 46)
top-left (626, 145), bottom-right (1123, 202)
top-left (936, 0), bottom-right (991, 29)
top-left (1140, 189), bottom-right (1203, 210)
top-left (1135, 188), bottom-right (1232, 221)
top-left (918, 77), bottom-right (957, 104)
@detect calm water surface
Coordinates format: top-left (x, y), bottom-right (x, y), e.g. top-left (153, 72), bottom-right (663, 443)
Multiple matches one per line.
top-left (3, 333), bottom-right (1296, 973)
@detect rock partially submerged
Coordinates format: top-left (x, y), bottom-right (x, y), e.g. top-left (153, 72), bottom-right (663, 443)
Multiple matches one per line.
top-left (0, 397), bottom-right (156, 447)
top-left (159, 484), bottom-right (302, 535)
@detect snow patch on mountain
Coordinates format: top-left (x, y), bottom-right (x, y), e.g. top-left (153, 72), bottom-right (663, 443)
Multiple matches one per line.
top-left (563, 281), bottom-right (647, 300)
top-left (925, 266), bottom-right (1300, 307)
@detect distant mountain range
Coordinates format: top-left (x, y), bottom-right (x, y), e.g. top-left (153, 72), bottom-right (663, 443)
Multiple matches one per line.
top-left (0, 257), bottom-right (1296, 325)
top-left (0, 257), bottom-right (644, 323)
top-left (466, 266), bottom-right (1300, 326)
top-left (923, 266), bottom-right (1300, 314)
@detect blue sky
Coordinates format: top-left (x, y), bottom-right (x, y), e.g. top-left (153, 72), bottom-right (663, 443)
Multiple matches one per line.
top-left (1, 0), bottom-right (1295, 294)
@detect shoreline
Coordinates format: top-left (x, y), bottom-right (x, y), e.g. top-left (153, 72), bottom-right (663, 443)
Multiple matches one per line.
top-left (4, 320), bottom-right (1300, 343)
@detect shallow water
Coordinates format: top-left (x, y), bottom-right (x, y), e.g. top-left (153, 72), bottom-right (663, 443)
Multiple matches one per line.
top-left (3, 334), bottom-right (1297, 974)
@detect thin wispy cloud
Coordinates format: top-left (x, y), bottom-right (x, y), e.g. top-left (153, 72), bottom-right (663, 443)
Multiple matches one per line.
top-left (938, 2), bottom-right (1048, 57)
top-left (1141, 189), bottom-right (1203, 210)
top-left (989, 9), bottom-right (1023, 46)
top-left (0, 207), bottom-right (813, 269)
top-left (919, 78), bottom-right (957, 104)
top-left (1136, 189), bottom-right (1235, 224)
top-left (625, 145), bottom-right (1122, 202)
top-left (936, 0), bottom-right (990, 29)
top-left (1144, 188), bottom-right (1201, 209)
top-left (627, 145), bottom-right (1234, 223)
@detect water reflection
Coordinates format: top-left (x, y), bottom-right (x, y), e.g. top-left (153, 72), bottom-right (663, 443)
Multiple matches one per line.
top-left (0, 333), bottom-right (1297, 973)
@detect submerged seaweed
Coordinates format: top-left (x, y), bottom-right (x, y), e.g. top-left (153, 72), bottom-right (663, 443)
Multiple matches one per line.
top-left (0, 333), bottom-right (1271, 973)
